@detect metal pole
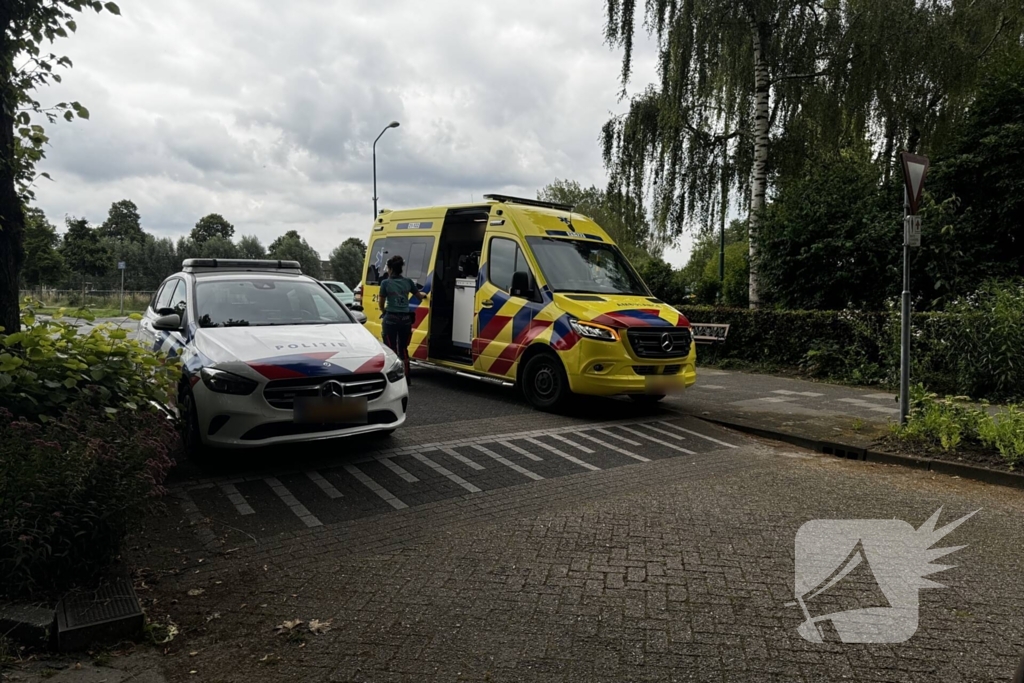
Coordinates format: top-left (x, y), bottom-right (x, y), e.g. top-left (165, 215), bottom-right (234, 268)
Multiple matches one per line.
top-left (899, 189), bottom-right (910, 424)
top-left (119, 267), bottom-right (125, 316)
top-left (372, 138), bottom-right (378, 219)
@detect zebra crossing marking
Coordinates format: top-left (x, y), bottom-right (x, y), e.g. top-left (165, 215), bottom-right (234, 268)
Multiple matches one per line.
top-left (343, 465), bottom-right (408, 510)
top-left (410, 452), bottom-right (482, 493)
top-left (469, 444), bottom-right (544, 481)
top-left (305, 470), bottom-right (343, 499)
top-left (219, 482), bottom-right (255, 516)
top-left (523, 437), bottom-right (600, 471)
top-left (265, 477), bottom-right (322, 527)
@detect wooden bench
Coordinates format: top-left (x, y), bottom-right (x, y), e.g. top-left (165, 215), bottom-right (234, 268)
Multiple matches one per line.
top-left (690, 323), bottom-right (730, 345)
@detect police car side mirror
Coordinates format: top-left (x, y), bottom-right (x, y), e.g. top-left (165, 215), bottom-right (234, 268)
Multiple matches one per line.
top-left (353, 310), bottom-right (368, 325)
top-left (153, 313), bottom-right (182, 331)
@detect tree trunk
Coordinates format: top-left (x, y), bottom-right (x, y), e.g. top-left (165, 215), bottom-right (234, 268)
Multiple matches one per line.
top-left (881, 117), bottom-right (896, 186)
top-left (0, 8), bottom-right (26, 336)
top-left (747, 18), bottom-right (770, 309)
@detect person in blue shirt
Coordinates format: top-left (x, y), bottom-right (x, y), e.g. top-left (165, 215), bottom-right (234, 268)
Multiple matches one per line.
top-left (378, 255), bottom-right (425, 383)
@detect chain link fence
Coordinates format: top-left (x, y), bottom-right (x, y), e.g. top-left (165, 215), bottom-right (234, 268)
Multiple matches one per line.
top-left (19, 287), bottom-right (155, 311)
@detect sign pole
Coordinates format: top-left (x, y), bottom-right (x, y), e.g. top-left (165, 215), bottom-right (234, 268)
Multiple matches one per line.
top-left (899, 188), bottom-right (910, 425)
top-left (118, 260), bottom-right (126, 316)
top-left (897, 152), bottom-right (929, 425)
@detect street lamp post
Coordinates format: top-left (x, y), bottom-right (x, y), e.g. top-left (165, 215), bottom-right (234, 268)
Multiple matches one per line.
top-left (372, 121), bottom-right (400, 219)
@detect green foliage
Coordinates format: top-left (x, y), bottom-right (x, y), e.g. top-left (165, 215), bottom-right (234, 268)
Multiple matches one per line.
top-left (190, 213), bottom-right (235, 245)
top-left (198, 234), bottom-right (239, 259)
top-left (538, 179), bottom-right (658, 260)
top-left (977, 406), bottom-right (1024, 465)
top-left (329, 237), bottom-right (366, 286)
top-left (634, 256), bottom-right (684, 303)
top-left (678, 282), bottom-right (1024, 401)
top-left (696, 241), bottom-right (748, 307)
top-left (0, 301), bottom-right (180, 419)
top-left (0, 402), bottom-right (175, 598)
top-left (97, 199), bottom-right (143, 243)
top-left (59, 216), bottom-right (110, 280)
top-left (890, 386), bottom-right (1024, 466)
top-left (755, 151), bottom-right (902, 311)
top-left (269, 230), bottom-right (322, 279)
top-left (237, 234), bottom-right (267, 260)
top-left (20, 206), bottom-right (64, 286)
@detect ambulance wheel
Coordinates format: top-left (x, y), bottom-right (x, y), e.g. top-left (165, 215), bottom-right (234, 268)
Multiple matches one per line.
top-left (630, 394), bottom-right (665, 404)
top-left (522, 352), bottom-right (570, 411)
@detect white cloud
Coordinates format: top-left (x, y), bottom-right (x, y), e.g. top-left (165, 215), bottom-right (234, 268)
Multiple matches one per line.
top-left (34, 0), bottom-right (678, 262)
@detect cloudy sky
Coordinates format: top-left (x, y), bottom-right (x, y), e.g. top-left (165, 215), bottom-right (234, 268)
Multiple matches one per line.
top-left (34, 0), bottom-right (691, 267)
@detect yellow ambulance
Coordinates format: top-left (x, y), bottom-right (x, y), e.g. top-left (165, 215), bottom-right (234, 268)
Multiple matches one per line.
top-left (355, 194), bottom-right (696, 410)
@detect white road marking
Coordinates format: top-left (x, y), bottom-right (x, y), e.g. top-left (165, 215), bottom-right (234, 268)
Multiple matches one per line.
top-left (619, 425), bottom-right (696, 454)
top-left (440, 446), bottom-right (485, 471)
top-left (469, 444), bottom-right (544, 481)
top-left (219, 482), bottom-right (255, 516)
top-left (838, 398), bottom-right (872, 405)
top-left (595, 428), bottom-right (641, 446)
top-left (863, 393), bottom-right (897, 400)
top-left (697, 384), bottom-right (726, 389)
top-left (523, 437), bottom-right (599, 471)
top-left (657, 421), bottom-right (739, 449)
top-left (771, 390), bottom-right (824, 397)
top-left (548, 433), bottom-right (595, 454)
top-left (264, 477), bottom-right (322, 527)
top-left (573, 431), bottom-right (650, 462)
top-left (305, 470), bottom-right (343, 499)
top-left (342, 465), bottom-right (408, 510)
top-left (758, 396), bottom-right (799, 403)
top-left (410, 452), bottom-right (482, 493)
top-left (498, 440), bottom-right (543, 461)
top-left (377, 456), bottom-right (419, 482)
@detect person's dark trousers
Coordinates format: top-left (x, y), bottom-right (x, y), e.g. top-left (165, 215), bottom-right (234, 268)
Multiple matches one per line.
top-left (382, 313), bottom-right (413, 383)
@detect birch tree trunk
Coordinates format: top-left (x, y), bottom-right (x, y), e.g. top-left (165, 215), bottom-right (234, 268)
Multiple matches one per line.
top-left (748, 18), bottom-right (770, 309)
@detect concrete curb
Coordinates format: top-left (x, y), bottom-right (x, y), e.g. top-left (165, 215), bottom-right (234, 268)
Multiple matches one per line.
top-left (702, 417), bottom-right (1024, 490)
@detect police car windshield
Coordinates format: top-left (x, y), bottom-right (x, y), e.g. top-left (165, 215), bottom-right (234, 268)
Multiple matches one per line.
top-left (526, 237), bottom-right (649, 296)
top-left (195, 278), bottom-right (353, 328)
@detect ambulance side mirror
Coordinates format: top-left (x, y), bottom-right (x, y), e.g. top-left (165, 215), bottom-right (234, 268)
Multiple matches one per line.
top-left (511, 271), bottom-right (533, 299)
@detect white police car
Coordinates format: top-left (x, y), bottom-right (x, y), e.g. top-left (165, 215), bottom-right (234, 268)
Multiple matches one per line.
top-left (138, 259), bottom-right (409, 455)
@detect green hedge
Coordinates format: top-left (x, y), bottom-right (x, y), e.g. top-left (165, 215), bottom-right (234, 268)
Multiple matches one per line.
top-left (677, 302), bottom-right (1021, 401)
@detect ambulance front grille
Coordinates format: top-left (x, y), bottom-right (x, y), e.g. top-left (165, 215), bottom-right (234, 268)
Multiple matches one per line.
top-left (626, 327), bottom-right (693, 360)
top-left (263, 373), bottom-right (386, 409)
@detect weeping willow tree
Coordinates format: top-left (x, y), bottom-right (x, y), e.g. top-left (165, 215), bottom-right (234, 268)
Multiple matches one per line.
top-left (602, 0), bottom-right (1022, 307)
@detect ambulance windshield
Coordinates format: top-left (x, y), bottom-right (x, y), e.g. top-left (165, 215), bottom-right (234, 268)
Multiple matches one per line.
top-left (526, 237), bottom-right (649, 296)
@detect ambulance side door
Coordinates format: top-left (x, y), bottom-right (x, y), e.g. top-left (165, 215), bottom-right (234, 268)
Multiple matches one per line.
top-left (474, 235), bottom-right (539, 377)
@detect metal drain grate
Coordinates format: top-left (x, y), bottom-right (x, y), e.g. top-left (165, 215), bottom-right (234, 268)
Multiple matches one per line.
top-left (55, 577), bottom-right (144, 651)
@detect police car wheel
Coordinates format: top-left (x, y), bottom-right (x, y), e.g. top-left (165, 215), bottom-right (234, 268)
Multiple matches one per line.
top-left (181, 388), bottom-right (207, 461)
top-left (523, 353), bottom-right (569, 411)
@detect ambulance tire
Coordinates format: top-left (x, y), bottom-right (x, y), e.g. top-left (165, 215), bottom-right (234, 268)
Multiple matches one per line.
top-left (522, 352), bottom-right (570, 411)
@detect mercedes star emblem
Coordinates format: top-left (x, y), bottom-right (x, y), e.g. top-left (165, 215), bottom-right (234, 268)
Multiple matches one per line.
top-left (660, 333), bottom-right (674, 353)
top-left (320, 380), bottom-right (345, 398)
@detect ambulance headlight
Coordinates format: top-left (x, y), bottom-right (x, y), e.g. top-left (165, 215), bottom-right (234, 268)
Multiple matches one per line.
top-left (385, 355), bottom-right (405, 383)
top-left (569, 318), bottom-right (619, 342)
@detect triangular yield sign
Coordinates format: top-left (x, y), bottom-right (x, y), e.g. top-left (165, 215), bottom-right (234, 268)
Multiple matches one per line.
top-left (900, 152), bottom-right (930, 215)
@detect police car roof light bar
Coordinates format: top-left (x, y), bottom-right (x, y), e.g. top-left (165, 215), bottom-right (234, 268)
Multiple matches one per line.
top-left (483, 194), bottom-right (574, 213)
top-left (182, 258), bottom-right (302, 273)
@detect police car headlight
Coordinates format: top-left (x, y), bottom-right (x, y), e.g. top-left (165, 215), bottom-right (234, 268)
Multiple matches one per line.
top-left (569, 318), bottom-right (619, 342)
top-left (385, 356), bottom-right (405, 383)
top-left (200, 367), bottom-right (258, 395)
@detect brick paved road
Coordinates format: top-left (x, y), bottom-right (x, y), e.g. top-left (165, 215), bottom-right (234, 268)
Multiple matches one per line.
top-left (128, 370), bottom-right (1024, 683)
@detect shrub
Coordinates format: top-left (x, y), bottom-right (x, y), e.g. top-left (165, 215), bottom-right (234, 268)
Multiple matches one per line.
top-left (677, 284), bottom-right (1024, 401)
top-left (890, 386), bottom-right (984, 452)
top-left (977, 406), bottom-right (1024, 465)
top-left (0, 301), bottom-right (179, 419)
top-left (0, 403), bottom-right (176, 599)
